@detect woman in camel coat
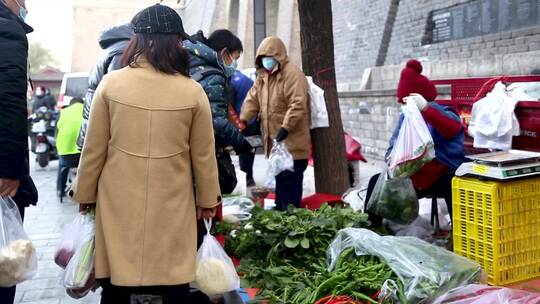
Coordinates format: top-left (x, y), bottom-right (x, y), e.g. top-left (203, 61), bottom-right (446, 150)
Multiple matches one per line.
top-left (71, 4), bottom-right (221, 303)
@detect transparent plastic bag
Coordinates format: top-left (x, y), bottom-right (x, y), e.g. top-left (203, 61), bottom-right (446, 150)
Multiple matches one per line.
top-left (366, 169), bottom-right (419, 225)
top-left (328, 228), bottom-right (484, 304)
top-left (265, 140), bottom-right (294, 187)
top-left (55, 213), bottom-right (86, 269)
top-left (388, 101), bottom-right (435, 178)
top-left (62, 212), bottom-right (95, 290)
top-left (194, 219), bottom-right (240, 296)
top-left (222, 196), bottom-right (254, 223)
top-left (432, 284), bottom-right (540, 304)
top-left (0, 196), bottom-right (37, 287)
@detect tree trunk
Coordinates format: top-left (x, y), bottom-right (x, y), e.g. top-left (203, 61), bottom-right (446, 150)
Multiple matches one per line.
top-left (297, 0), bottom-right (349, 195)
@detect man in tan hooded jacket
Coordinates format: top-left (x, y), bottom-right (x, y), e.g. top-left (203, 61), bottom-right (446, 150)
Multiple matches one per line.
top-left (241, 36), bottom-right (310, 210)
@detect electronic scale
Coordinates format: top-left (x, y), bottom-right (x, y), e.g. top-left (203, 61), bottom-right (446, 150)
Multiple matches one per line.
top-left (455, 150), bottom-right (540, 181)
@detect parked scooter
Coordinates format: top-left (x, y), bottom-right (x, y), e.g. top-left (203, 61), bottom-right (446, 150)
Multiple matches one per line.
top-left (29, 106), bottom-right (59, 168)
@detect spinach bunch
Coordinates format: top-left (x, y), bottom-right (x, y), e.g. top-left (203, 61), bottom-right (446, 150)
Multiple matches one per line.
top-left (223, 205), bottom-right (369, 270)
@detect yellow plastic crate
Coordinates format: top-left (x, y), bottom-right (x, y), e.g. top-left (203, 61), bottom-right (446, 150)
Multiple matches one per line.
top-left (452, 176), bottom-right (540, 285)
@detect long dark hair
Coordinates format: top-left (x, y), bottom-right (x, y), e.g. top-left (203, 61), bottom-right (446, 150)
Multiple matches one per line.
top-left (121, 33), bottom-right (190, 76)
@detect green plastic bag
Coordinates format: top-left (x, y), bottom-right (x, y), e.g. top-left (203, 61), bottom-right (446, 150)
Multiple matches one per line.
top-left (367, 169), bottom-right (419, 225)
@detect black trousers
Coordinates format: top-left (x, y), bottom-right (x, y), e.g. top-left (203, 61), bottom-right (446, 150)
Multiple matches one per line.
top-left (100, 279), bottom-right (191, 304)
top-left (239, 152), bottom-right (255, 177)
top-left (239, 122), bottom-right (260, 178)
top-left (56, 153), bottom-right (80, 194)
top-left (275, 159), bottom-right (308, 211)
top-left (365, 171), bottom-right (454, 226)
top-left (0, 206), bottom-right (25, 304)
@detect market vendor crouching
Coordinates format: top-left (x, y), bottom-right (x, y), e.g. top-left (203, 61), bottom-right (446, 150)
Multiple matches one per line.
top-left (365, 59), bottom-right (466, 226)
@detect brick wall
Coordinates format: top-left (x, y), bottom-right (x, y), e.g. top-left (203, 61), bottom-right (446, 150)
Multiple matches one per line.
top-left (332, 0), bottom-right (395, 89)
top-left (385, 0), bottom-right (540, 66)
top-left (332, 0), bottom-right (540, 90)
top-left (339, 91), bottom-right (400, 159)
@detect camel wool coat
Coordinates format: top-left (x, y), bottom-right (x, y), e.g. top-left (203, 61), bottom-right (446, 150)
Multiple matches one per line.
top-left (72, 59), bottom-right (221, 287)
top-left (240, 36), bottom-right (311, 160)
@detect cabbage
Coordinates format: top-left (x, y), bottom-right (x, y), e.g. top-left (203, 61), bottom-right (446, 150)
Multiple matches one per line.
top-left (0, 240), bottom-right (36, 287)
top-left (195, 257), bottom-right (238, 295)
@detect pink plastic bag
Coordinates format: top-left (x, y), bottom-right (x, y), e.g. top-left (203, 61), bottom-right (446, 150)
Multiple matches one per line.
top-left (432, 284), bottom-right (540, 304)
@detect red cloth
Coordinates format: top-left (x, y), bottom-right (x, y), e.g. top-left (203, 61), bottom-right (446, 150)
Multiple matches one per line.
top-left (422, 106), bottom-right (462, 139)
top-left (397, 60), bottom-right (437, 103)
top-left (411, 160), bottom-right (448, 190)
top-left (300, 193), bottom-right (342, 210)
top-left (308, 133), bottom-right (367, 166)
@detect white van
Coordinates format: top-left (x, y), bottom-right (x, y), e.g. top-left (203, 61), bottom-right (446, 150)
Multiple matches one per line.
top-left (57, 72), bottom-right (89, 109)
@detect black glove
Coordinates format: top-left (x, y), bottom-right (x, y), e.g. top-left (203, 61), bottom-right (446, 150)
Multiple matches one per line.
top-left (275, 127), bottom-right (289, 142)
top-left (234, 140), bottom-right (254, 154)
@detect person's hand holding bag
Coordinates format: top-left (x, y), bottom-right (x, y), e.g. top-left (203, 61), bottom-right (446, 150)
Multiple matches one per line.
top-left (275, 127), bottom-right (289, 142)
top-left (404, 93), bottom-right (428, 112)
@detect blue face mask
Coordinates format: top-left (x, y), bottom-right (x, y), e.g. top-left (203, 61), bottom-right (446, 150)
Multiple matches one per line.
top-left (221, 50), bottom-right (238, 77)
top-left (262, 57), bottom-right (278, 71)
top-left (13, 0), bottom-right (27, 21)
top-left (223, 61), bottom-right (237, 77)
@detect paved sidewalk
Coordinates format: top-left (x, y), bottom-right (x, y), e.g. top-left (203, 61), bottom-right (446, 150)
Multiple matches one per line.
top-left (15, 160), bottom-right (101, 304)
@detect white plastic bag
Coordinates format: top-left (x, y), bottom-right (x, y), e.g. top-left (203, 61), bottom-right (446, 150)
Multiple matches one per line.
top-left (432, 284), bottom-right (540, 304)
top-left (0, 196), bottom-right (37, 287)
top-left (388, 100), bottom-right (435, 178)
top-left (307, 76), bottom-right (329, 129)
top-left (265, 140), bottom-right (294, 187)
top-left (55, 213), bottom-right (86, 269)
top-left (469, 82), bottom-right (520, 151)
top-left (342, 187), bottom-right (367, 212)
top-left (194, 219), bottom-right (240, 296)
top-left (62, 212), bottom-right (95, 290)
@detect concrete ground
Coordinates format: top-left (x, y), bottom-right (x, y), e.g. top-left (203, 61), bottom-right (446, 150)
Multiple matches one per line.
top-left (15, 154), bottom-right (386, 303)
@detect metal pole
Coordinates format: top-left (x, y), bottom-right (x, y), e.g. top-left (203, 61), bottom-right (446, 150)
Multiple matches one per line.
top-left (253, 0), bottom-right (266, 60)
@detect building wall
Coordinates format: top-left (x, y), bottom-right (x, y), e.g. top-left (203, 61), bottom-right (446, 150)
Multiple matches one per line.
top-left (332, 0), bottom-right (540, 90)
top-left (332, 0), bottom-right (396, 89)
top-left (385, 0), bottom-right (540, 67)
top-left (71, 0), bottom-right (181, 73)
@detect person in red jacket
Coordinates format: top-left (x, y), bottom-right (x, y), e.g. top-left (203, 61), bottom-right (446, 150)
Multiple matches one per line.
top-left (365, 59), bottom-right (466, 226)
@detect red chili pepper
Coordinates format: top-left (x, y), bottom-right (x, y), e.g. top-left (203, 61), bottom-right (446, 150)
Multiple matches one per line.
top-left (315, 295), bottom-right (365, 304)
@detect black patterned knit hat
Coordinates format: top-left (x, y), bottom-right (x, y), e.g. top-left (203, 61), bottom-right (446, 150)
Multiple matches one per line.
top-left (131, 4), bottom-right (194, 41)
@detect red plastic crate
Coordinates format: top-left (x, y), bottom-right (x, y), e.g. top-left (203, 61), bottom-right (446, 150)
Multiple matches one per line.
top-left (432, 76), bottom-right (540, 155)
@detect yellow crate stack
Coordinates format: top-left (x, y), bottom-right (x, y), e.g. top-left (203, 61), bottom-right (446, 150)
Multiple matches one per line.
top-left (452, 176), bottom-right (540, 285)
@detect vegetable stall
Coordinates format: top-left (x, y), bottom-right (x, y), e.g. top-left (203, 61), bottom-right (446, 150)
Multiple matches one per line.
top-left (215, 202), bottom-right (487, 304)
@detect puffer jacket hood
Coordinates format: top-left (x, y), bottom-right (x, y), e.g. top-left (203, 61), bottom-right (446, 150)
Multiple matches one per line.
top-left (256, 36), bottom-right (289, 68)
top-left (98, 24), bottom-right (133, 49)
top-left (184, 39), bottom-right (224, 72)
top-left (77, 24), bottom-right (133, 150)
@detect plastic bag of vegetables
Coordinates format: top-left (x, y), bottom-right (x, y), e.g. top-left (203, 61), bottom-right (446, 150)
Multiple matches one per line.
top-left (0, 196), bottom-right (37, 287)
top-left (328, 229), bottom-right (484, 304)
top-left (388, 100), bottom-right (435, 178)
top-left (265, 140), bottom-right (294, 187)
top-left (366, 169), bottom-right (419, 225)
top-left (194, 219), bottom-right (240, 296)
top-left (62, 210), bottom-right (95, 293)
top-left (54, 213), bottom-right (87, 269)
